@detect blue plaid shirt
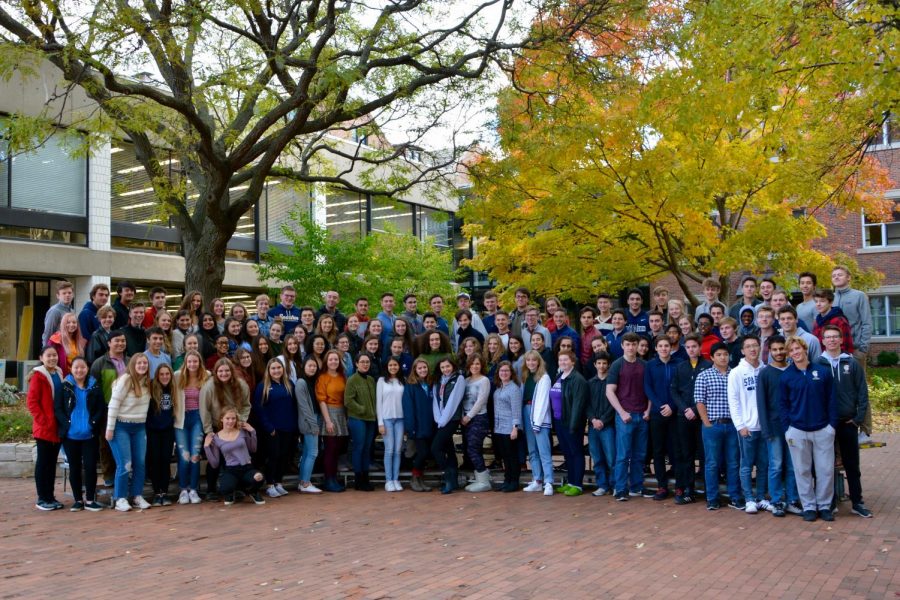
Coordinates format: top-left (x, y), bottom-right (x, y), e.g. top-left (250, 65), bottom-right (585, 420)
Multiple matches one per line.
top-left (694, 366), bottom-right (731, 421)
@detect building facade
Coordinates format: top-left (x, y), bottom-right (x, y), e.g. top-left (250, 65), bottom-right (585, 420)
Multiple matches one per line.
top-left (0, 65), bottom-right (465, 381)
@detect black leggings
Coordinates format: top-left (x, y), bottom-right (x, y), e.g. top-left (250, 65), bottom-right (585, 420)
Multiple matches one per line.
top-left (219, 464), bottom-right (264, 495)
top-left (62, 437), bottom-right (99, 502)
top-left (495, 434), bottom-right (521, 485)
top-left (430, 420), bottom-right (459, 472)
top-left (265, 430), bottom-right (298, 484)
top-left (34, 438), bottom-right (61, 503)
top-left (146, 428), bottom-right (175, 494)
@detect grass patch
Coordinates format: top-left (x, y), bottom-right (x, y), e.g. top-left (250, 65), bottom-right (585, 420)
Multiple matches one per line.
top-left (870, 366), bottom-right (900, 384)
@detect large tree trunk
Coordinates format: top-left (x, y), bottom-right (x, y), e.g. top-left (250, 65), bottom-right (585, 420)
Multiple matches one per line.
top-left (181, 216), bottom-right (233, 304)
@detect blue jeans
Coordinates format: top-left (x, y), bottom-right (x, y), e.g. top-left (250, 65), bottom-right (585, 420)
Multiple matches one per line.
top-left (765, 434), bottom-right (799, 505)
top-left (382, 418), bottom-right (404, 481)
top-left (614, 412), bottom-right (648, 494)
top-left (701, 423), bottom-right (740, 503)
top-left (175, 409), bottom-right (204, 490)
top-left (553, 418), bottom-right (584, 488)
top-left (347, 417), bottom-right (376, 473)
top-left (738, 430), bottom-right (768, 502)
top-left (588, 425), bottom-right (616, 490)
top-left (110, 421), bottom-right (147, 500)
top-left (523, 404), bottom-right (554, 484)
top-left (298, 433), bottom-right (319, 483)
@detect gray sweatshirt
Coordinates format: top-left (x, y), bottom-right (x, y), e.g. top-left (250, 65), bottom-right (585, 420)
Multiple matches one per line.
top-left (832, 286), bottom-right (872, 352)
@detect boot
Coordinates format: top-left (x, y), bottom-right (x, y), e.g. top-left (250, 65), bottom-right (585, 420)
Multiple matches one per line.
top-left (440, 471), bottom-right (454, 494)
top-left (360, 472), bottom-right (374, 492)
top-left (465, 469), bottom-right (492, 493)
top-left (323, 478), bottom-right (345, 493)
top-left (447, 467), bottom-right (459, 492)
top-left (353, 472), bottom-right (363, 491)
top-left (410, 475), bottom-right (425, 492)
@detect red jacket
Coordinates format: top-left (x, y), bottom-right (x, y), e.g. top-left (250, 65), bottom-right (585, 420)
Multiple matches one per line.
top-left (813, 308), bottom-right (855, 355)
top-left (26, 366), bottom-right (62, 442)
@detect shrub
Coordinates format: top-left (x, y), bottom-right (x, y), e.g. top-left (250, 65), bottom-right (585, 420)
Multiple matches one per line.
top-left (869, 375), bottom-right (900, 413)
top-left (876, 351), bottom-right (899, 367)
top-left (0, 398), bottom-right (32, 443)
top-left (0, 382), bottom-right (20, 405)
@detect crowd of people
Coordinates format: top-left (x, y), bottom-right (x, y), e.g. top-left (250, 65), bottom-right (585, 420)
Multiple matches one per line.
top-left (26, 267), bottom-right (875, 522)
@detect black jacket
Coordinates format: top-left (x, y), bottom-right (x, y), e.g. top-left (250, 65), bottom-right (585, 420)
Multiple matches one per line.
top-left (588, 376), bottom-right (615, 427)
top-left (558, 369), bottom-right (589, 433)
top-left (85, 327), bottom-right (111, 366)
top-left (817, 354), bottom-right (869, 424)
top-left (54, 378), bottom-right (106, 440)
top-left (670, 358), bottom-right (712, 415)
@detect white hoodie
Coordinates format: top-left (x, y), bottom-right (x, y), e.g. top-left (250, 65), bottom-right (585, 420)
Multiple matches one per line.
top-left (727, 358), bottom-right (763, 432)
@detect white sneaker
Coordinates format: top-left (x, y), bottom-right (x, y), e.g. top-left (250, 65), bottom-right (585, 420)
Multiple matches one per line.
top-left (299, 483), bottom-right (322, 494)
top-left (114, 498), bottom-right (132, 512)
top-left (133, 495), bottom-right (151, 510)
top-left (393, 480), bottom-right (403, 492)
top-left (266, 486), bottom-right (280, 498)
top-left (188, 489), bottom-right (202, 504)
top-left (758, 499), bottom-right (772, 512)
top-left (385, 481), bottom-right (394, 492)
top-left (745, 500), bottom-right (758, 514)
top-left (592, 487), bottom-right (608, 497)
top-left (275, 484), bottom-right (289, 496)
top-left (523, 481), bottom-right (542, 492)
top-left (178, 490), bottom-right (190, 505)
top-left (543, 482), bottom-right (554, 496)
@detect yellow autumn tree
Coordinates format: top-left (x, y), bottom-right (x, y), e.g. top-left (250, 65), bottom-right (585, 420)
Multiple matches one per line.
top-left (462, 0), bottom-right (895, 304)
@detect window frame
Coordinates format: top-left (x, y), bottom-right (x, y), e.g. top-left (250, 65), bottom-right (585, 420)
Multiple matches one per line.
top-left (0, 120), bottom-right (90, 244)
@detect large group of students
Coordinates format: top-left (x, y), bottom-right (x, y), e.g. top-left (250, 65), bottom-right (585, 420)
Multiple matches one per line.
top-left (26, 267), bottom-right (875, 523)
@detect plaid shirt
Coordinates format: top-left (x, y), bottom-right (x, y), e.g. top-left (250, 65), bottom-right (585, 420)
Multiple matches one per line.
top-left (694, 366), bottom-right (731, 421)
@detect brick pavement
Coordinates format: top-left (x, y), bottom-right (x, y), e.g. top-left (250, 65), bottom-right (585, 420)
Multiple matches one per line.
top-left (0, 436), bottom-right (897, 599)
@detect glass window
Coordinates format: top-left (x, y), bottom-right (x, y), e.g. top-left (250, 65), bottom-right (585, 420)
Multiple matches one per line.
top-left (325, 188), bottom-right (364, 237)
top-left (0, 132), bottom-right (87, 216)
top-left (370, 198), bottom-right (412, 234)
top-left (863, 203), bottom-right (900, 248)
top-left (418, 207), bottom-right (451, 248)
top-left (870, 295), bottom-right (900, 337)
top-left (0, 224), bottom-right (86, 245)
top-left (264, 180), bottom-right (309, 243)
top-left (111, 236), bottom-right (181, 254)
top-left (111, 141), bottom-right (170, 225)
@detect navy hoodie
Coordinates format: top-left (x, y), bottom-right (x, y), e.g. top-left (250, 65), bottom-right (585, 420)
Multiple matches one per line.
top-left (777, 362), bottom-right (837, 432)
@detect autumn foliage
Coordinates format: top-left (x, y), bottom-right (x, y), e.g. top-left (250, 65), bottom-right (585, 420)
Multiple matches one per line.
top-left (463, 0), bottom-right (896, 304)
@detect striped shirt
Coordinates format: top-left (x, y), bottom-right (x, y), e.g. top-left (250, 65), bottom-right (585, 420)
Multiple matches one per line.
top-left (694, 367), bottom-right (731, 421)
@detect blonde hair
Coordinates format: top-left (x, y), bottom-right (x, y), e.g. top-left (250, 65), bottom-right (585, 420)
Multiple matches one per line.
top-left (122, 353), bottom-right (151, 397)
top-left (519, 350), bottom-right (547, 382)
top-left (260, 357), bottom-right (292, 404)
top-left (483, 333), bottom-right (505, 365)
top-left (57, 312), bottom-right (86, 354)
top-left (177, 350), bottom-right (209, 391)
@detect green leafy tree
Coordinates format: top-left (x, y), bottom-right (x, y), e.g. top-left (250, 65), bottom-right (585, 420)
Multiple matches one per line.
top-left (0, 1), bottom-right (610, 301)
top-left (256, 210), bottom-right (457, 312)
top-left (462, 0), bottom-right (896, 306)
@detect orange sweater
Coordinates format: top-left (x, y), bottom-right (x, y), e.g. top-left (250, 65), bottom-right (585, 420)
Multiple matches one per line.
top-left (315, 372), bottom-right (346, 408)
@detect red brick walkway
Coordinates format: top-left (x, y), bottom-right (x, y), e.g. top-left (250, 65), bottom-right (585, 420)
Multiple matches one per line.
top-left (1, 436), bottom-right (897, 599)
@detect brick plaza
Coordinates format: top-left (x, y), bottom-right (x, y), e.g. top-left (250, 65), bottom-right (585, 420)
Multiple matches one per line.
top-left (0, 436), bottom-right (897, 599)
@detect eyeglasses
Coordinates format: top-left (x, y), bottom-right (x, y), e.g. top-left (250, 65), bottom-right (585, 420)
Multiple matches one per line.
top-left (822, 335), bottom-right (841, 340)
